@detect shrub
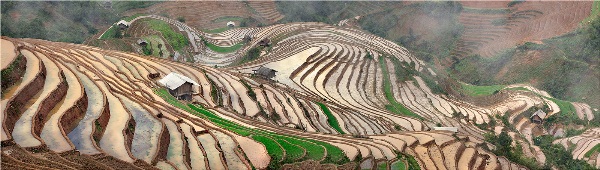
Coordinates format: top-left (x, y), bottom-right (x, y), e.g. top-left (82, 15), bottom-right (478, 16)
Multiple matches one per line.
top-left (177, 16), bottom-right (185, 23)
top-left (240, 80), bottom-right (257, 101)
top-left (534, 135), bottom-right (597, 169)
top-left (1, 54), bottom-right (24, 94)
top-left (507, 0), bottom-right (525, 7)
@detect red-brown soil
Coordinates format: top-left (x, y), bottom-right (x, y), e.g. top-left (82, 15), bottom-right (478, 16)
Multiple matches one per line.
top-left (59, 92), bottom-right (88, 134)
top-left (123, 1), bottom-right (283, 30)
top-left (461, 1), bottom-right (510, 8)
top-left (151, 123), bottom-right (170, 165)
top-left (33, 73), bottom-right (68, 137)
top-left (124, 114), bottom-right (136, 158)
top-left (92, 101), bottom-right (110, 143)
top-left (5, 60), bottom-right (46, 135)
top-left (454, 1), bottom-right (593, 58)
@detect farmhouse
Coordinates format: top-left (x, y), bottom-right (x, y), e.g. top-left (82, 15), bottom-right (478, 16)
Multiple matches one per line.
top-left (253, 66), bottom-right (277, 79)
top-left (137, 39), bottom-right (148, 46)
top-left (258, 38), bottom-right (271, 47)
top-left (227, 21), bottom-right (235, 27)
top-left (432, 127), bottom-right (459, 133)
top-left (117, 20), bottom-right (130, 29)
top-left (158, 72), bottom-right (200, 101)
top-left (530, 109), bottom-right (547, 124)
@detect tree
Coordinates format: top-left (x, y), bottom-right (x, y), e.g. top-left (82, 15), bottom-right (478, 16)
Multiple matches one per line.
top-left (497, 131), bottom-right (513, 153)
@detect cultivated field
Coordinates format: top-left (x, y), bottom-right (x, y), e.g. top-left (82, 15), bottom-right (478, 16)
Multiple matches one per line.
top-left (1, 2), bottom-right (597, 168)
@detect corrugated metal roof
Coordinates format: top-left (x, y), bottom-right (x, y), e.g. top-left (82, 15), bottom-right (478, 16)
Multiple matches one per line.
top-left (227, 21), bottom-right (235, 26)
top-left (158, 72), bottom-right (199, 90)
top-left (255, 67), bottom-right (276, 76)
top-left (531, 109), bottom-right (547, 119)
top-left (117, 20), bottom-right (130, 27)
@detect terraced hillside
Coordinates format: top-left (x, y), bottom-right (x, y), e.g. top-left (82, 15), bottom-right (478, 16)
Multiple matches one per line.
top-left (554, 128), bottom-right (600, 169)
top-left (2, 5), bottom-right (598, 169)
top-left (123, 1), bottom-right (284, 30)
top-left (2, 32), bottom-right (537, 169)
top-left (452, 1), bottom-right (593, 58)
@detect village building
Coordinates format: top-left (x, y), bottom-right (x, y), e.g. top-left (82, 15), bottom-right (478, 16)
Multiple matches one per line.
top-left (253, 66), bottom-right (277, 79)
top-left (158, 72), bottom-right (200, 101)
top-left (117, 20), bottom-right (130, 29)
top-left (137, 39), bottom-right (148, 46)
top-left (530, 109), bottom-right (547, 124)
top-left (258, 38), bottom-right (271, 47)
top-left (227, 21), bottom-right (235, 27)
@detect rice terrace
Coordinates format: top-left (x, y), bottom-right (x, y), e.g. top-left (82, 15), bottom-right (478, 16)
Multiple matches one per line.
top-left (1, 1), bottom-right (599, 170)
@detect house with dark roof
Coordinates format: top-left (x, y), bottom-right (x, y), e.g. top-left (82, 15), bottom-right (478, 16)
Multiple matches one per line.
top-left (137, 39), bottom-right (148, 46)
top-left (258, 38), bottom-right (271, 47)
top-left (158, 72), bottom-right (200, 101)
top-left (253, 66), bottom-right (277, 79)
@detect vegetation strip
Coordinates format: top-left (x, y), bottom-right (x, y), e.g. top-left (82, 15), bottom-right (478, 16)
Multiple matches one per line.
top-left (154, 88), bottom-right (349, 169)
top-left (459, 83), bottom-right (505, 96)
top-left (145, 19), bottom-right (189, 51)
top-left (203, 40), bottom-right (244, 53)
top-left (316, 102), bottom-right (345, 134)
top-left (584, 144), bottom-right (600, 157)
top-left (378, 56), bottom-right (423, 120)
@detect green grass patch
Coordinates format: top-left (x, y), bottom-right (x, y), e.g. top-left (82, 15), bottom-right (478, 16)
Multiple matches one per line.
top-left (284, 137), bottom-right (325, 161)
top-left (313, 140), bottom-right (347, 163)
top-left (378, 56), bottom-right (423, 120)
top-left (582, 1), bottom-right (600, 24)
top-left (203, 40), bottom-right (244, 53)
top-left (547, 97), bottom-right (577, 115)
top-left (316, 102), bottom-right (345, 134)
top-left (145, 19), bottom-right (189, 51)
top-left (584, 144), bottom-right (600, 157)
top-left (391, 160), bottom-right (407, 170)
top-left (153, 88), bottom-right (348, 167)
top-left (395, 151), bottom-right (420, 170)
top-left (275, 139), bottom-right (305, 162)
top-left (543, 97), bottom-right (587, 127)
top-left (377, 162), bottom-right (388, 170)
top-left (232, 46), bottom-right (264, 66)
top-left (252, 135), bottom-right (284, 162)
top-left (142, 35), bottom-right (170, 58)
top-left (460, 83), bottom-right (505, 96)
top-left (99, 24), bottom-right (118, 39)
